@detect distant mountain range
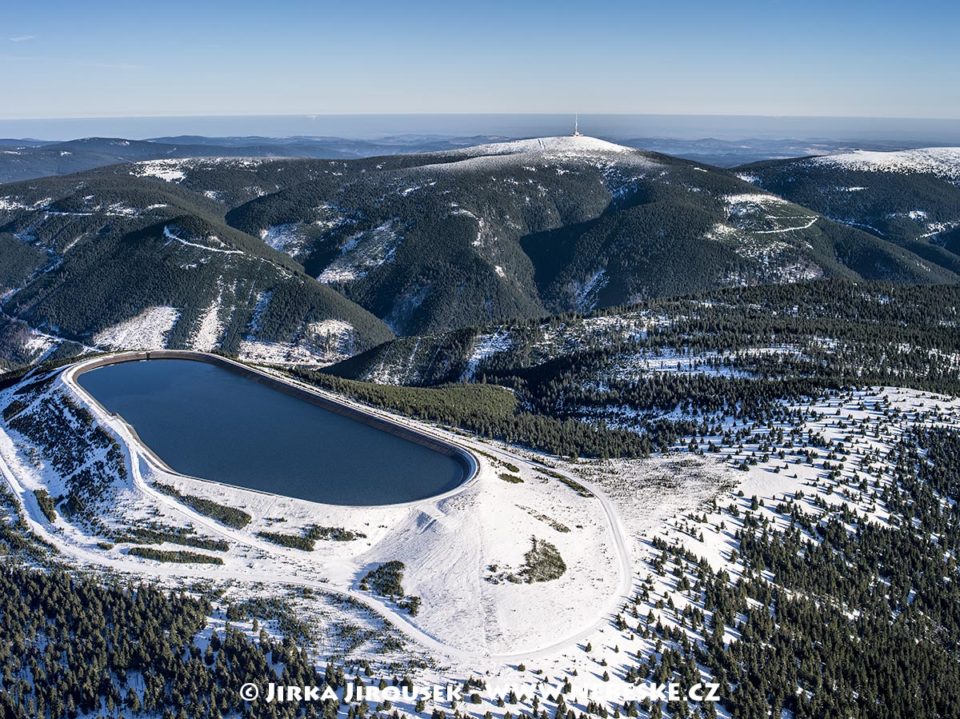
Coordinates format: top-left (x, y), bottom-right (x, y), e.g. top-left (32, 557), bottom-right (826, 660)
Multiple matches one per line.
top-left (4, 133), bottom-right (955, 184)
top-left (1, 136), bottom-right (958, 368)
top-left (0, 135), bottom-right (516, 184)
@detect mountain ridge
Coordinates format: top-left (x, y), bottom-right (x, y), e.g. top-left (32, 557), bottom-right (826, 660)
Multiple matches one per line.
top-left (0, 170), bottom-right (393, 368)
top-left (2, 138), bottom-right (959, 368)
top-left (737, 146), bottom-right (960, 266)
top-left (221, 136), bottom-right (957, 334)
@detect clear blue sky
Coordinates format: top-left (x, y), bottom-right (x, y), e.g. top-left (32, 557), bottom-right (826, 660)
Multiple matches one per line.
top-left (2, 0), bottom-right (958, 120)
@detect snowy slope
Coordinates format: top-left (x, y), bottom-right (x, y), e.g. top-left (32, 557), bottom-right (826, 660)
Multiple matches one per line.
top-left (427, 135), bottom-right (658, 174)
top-left (456, 135), bottom-right (637, 158)
top-left (810, 147), bottom-right (960, 179)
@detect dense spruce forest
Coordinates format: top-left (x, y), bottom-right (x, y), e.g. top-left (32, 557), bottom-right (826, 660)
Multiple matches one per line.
top-left (630, 428), bottom-right (960, 719)
top-left (320, 280), bottom-right (960, 458)
top-left (332, 279), bottom-right (960, 388)
top-left (286, 370), bottom-right (655, 459)
top-left (0, 566), bottom-right (357, 719)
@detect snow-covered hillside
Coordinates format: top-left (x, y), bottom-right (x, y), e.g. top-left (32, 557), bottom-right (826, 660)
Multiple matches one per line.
top-left (427, 135), bottom-right (658, 174)
top-left (810, 147), bottom-right (960, 179)
top-left (93, 306), bottom-right (180, 350)
top-left (130, 157), bottom-right (271, 183)
top-left (458, 135), bottom-right (637, 158)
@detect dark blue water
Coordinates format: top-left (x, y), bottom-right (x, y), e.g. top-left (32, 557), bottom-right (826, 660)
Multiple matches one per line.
top-left (77, 359), bottom-right (466, 505)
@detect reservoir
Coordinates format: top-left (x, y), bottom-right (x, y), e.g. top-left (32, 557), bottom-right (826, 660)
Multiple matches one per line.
top-left (76, 358), bottom-right (469, 506)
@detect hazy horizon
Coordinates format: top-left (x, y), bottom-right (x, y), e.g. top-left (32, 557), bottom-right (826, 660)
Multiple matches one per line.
top-left (3, 113), bottom-right (960, 144)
